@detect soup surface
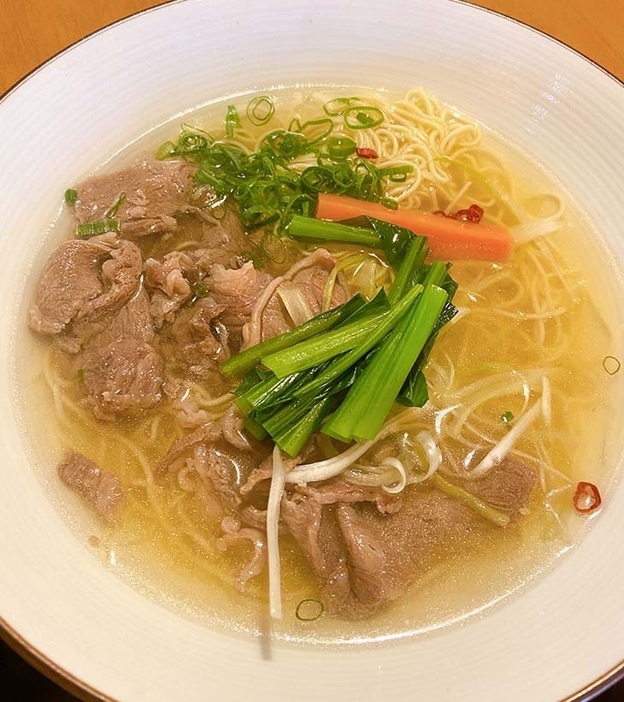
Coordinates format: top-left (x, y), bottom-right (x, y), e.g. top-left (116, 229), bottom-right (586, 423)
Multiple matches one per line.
top-left (19, 87), bottom-right (624, 645)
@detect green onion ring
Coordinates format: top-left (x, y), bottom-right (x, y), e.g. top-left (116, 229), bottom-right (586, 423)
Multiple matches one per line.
top-left (603, 355), bottom-right (621, 375)
top-left (323, 96), bottom-right (360, 117)
top-left (325, 136), bottom-right (356, 159)
top-left (343, 105), bottom-right (384, 130)
top-left (299, 118), bottom-right (334, 143)
top-left (247, 96), bottom-right (275, 126)
top-left (295, 599), bottom-right (324, 621)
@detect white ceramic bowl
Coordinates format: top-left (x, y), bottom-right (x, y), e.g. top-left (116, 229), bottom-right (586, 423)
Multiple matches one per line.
top-left (2, 1), bottom-right (624, 700)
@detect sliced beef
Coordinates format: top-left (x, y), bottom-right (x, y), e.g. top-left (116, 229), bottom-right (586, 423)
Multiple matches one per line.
top-left (301, 479), bottom-right (402, 515)
top-left (29, 234), bottom-right (141, 335)
top-left (218, 516), bottom-right (267, 593)
top-left (157, 420), bottom-right (271, 525)
top-left (209, 261), bottom-right (272, 328)
top-left (461, 455), bottom-right (537, 512)
top-left (74, 158), bottom-right (196, 238)
top-left (79, 289), bottom-right (165, 420)
top-left (76, 237), bottom-right (143, 323)
top-left (281, 457), bottom-right (537, 619)
top-left (156, 421), bottom-right (223, 477)
top-left (58, 450), bottom-right (124, 522)
top-left (221, 404), bottom-right (255, 452)
top-left (143, 251), bottom-right (196, 327)
top-left (159, 296), bottom-right (230, 388)
top-left (193, 206), bottom-right (251, 267)
top-left (153, 206), bottom-right (251, 271)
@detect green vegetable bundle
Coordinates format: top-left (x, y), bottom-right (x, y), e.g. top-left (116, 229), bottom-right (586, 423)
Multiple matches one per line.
top-left (221, 217), bottom-right (458, 456)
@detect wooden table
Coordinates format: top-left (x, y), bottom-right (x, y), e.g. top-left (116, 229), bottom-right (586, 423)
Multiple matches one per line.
top-left (1, 0), bottom-right (624, 94)
top-left (1, 1), bottom-right (624, 701)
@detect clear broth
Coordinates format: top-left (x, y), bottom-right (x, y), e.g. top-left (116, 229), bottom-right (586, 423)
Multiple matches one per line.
top-left (15, 87), bottom-right (624, 646)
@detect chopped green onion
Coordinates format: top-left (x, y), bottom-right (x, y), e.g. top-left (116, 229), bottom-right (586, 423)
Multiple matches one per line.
top-left (247, 96), bottom-right (275, 126)
top-left (64, 188), bottom-right (78, 204)
top-left (179, 132), bottom-right (209, 153)
top-left (155, 140), bottom-right (177, 160)
top-left (378, 165), bottom-right (414, 182)
top-left (76, 219), bottom-right (120, 239)
top-left (325, 136), bottom-right (357, 159)
top-left (191, 280), bottom-right (211, 299)
top-left (299, 166), bottom-right (337, 192)
top-left (501, 410), bottom-right (514, 427)
top-left (159, 97), bottom-right (403, 240)
top-left (263, 130), bottom-right (311, 159)
top-left (104, 193), bottom-right (126, 219)
top-left (295, 599), bottom-right (324, 621)
top-left (323, 97), bottom-right (359, 117)
top-left (603, 355), bottom-right (621, 376)
top-left (380, 197), bottom-right (399, 210)
top-left (299, 118), bottom-right (334, 143)
top-left (288, 117), bottom-right (303, 133)
top-left (225, 104), bottom-right (241, 138)
top-left (343, 106), bottom-right (384, 130)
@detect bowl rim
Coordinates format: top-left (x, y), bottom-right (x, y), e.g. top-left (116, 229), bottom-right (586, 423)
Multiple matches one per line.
top-left (2, 1), bottom-right (624, 700)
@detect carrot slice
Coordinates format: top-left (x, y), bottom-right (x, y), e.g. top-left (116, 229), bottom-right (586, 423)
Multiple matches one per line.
top-left (316, 193), bottom-right (513, 262)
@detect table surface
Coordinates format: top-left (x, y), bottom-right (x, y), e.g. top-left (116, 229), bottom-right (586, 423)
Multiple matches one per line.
top-left (1, 0), bottom-right (624, 700)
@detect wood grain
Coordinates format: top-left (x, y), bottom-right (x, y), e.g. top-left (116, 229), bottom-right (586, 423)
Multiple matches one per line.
top-left (1, 0), bottom-right (623, 96)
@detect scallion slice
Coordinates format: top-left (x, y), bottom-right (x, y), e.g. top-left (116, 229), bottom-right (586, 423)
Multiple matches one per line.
top-left (343, 106), bottom-right (384, 130)
top-left (104, 193), bottom-right (126, 219)
top-left (64, 188), bottom-right (78, 204)
top-left (247, 96), bottom-right (275, 126)
top-left (76, 219), bottom-right (120, 239)
top-left (323, 96), bottom-right (359, 117)
top-left (225, 104), bottom-right (241, 138)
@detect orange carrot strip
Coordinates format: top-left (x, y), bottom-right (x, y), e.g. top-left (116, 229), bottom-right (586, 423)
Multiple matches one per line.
top-left (316, 193), bottom-right (513, 262)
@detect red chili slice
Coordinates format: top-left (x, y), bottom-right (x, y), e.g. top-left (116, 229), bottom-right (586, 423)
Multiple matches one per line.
top-left (356, 147), bottom-right (379, 159)
top-left (573, 481), bottom-right (602, 513)
top-left (432, 204), bottom-right (484, 222)
top-left (454, 204), bottom-right (484, 222)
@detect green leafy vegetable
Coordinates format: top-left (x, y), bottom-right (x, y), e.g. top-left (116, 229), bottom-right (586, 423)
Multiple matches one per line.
top-left (221, 294), bottom-right (367, 378)
top-left (322, 283), bottom-right (449, 442)
top-left (224, 219), bottom-right (458, 455)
